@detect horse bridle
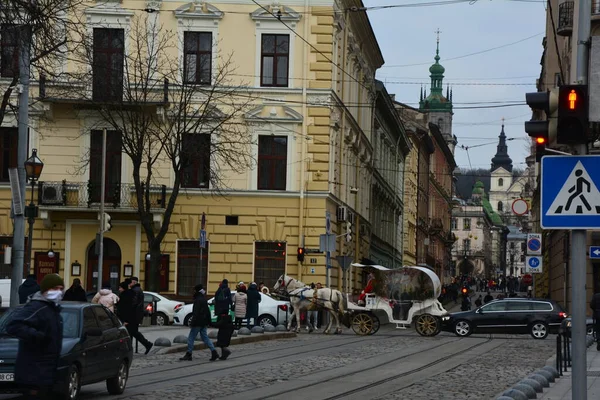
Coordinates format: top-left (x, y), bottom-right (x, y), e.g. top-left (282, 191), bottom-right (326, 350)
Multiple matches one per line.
top-left (276, 277), bottom-right (296, 296)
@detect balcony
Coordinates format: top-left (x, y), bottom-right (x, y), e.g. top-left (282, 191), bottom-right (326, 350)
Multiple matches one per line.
top-left (429, 218), bottom-right (443, 234)
top-left (557, 1), bottom-right (574, 36)
top-left (38, 181), bottom-right (166, 210)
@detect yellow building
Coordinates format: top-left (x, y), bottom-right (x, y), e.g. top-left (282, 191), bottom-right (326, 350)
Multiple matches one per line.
top-left (0, 0), bottom-right (384, 297)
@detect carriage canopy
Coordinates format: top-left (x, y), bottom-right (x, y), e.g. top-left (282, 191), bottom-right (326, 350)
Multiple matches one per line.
top-left (351, 264), bottom-right (442, 300)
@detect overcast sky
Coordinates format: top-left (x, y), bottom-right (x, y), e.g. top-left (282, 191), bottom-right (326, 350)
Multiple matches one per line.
top-left (363, 0), bottom-right (547, 173)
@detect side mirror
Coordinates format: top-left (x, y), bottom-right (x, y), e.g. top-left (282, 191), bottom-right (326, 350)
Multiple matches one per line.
top-left (85, 327), bottom-right (103, 337)
top-left (477, 309), bottom-right (483, 314)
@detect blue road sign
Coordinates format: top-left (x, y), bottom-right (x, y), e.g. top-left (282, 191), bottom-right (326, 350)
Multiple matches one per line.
top-left (541, 156), bottom-right (600, 229)
top-left (528, 257), bottom-right (540, 268)
top-left (199, 229), bottom-right (207, 248)
top-left (528, 238), bottom-right (541, 252)
top-left (591, 246), bottom-right (600, 259)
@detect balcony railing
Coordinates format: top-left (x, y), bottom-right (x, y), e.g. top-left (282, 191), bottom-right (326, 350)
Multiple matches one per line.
top-left (594, 0), bottom-right (600, 15)
top-left (38, 181), bottom-right (166, 210)
top-left (558, 1), bottom-right (574, 36)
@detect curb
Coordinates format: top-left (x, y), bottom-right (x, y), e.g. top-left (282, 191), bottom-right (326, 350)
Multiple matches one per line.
top-left (152, 331), bottom-right (297, 355)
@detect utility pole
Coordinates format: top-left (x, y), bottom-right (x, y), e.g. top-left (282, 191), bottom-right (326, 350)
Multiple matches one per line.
top-left (97, 128), bottom-right (107, 291)
top-left (11, 26), bottom-right (32, 307)
top-left (571, 1), bottom-right (591, 398)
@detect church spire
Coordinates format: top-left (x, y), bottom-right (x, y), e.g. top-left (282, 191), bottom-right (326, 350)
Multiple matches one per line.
top-left (491, 120), bottom-right (513, 172)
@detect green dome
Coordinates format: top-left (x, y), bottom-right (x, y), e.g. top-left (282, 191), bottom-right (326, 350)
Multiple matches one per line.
top-left (429, 55), bottom-right (445, 74)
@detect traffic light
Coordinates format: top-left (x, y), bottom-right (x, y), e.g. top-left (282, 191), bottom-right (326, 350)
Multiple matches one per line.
top-left (557, 85), bottom-right (588, 145)
top-left (345, 221), bottom-right (352, 242)
top-left (535, 136), bottom-right (547, 163)
top-left (525, 88), bottom-right (559, 146)
top-left (102, 212), bottom-right (112, 232)
top-left (297, 247), bottom-right (305, 262)
top-left (461, 286), bottom-right (468, 295)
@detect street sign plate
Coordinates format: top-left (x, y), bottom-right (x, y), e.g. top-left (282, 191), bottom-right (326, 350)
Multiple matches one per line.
top-left (527, 233), bottom-right (542, 256)
top-left (325, 211), bottom-right (331, 234)
top-left (199, 229), bottom-right (207, 248)
top-left (305, 248), bottom-right (322, 254)
top-left (525, 256), bottom-right (543, 274)
top-left (541, 156), bottom-right (600, 229)
top-left (590, 246), bottom-right (600, 259)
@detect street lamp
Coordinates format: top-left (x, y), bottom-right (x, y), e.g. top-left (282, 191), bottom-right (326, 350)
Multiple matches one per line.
top-left (24, 149), bottom-right (44, 272)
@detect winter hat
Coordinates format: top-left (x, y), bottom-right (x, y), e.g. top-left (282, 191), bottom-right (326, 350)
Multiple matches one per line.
top-left (119, 281), bottom-right (129, 290)
top-left (102, 281), bottom-right (111, 290)
top-left (40, 274), bottom-right (64, 293)
top-left (194, 284), bottom-right (204, 292)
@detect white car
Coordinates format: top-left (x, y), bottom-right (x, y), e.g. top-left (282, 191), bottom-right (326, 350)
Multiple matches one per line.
top-left (173, 291), bottom-right (290, 327)
top-left (144, 291), bottom-right (185, 326)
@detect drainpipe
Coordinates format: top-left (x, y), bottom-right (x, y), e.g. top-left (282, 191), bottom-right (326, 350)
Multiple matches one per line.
top-left (393, 134), bottom-right (402, 269)
top-left (297, 0), bottom-right (310, 283)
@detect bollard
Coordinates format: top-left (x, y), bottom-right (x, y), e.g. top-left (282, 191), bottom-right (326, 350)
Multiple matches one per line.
top-left (556, 334), bottom-right (562, 375)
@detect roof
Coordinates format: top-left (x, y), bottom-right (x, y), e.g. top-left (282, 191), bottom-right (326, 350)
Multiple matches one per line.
top-left (482, 196), bottom-right (504, 226)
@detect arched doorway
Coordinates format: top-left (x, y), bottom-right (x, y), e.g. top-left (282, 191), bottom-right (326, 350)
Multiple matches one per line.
top-left (87, 238), bottom-right (122, 293)
top-left (458, 259), bottom-right (475, 276)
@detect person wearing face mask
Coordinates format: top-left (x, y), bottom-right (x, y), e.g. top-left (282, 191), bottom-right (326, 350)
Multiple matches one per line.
top-left (6, 273), bottom-right (64, 399)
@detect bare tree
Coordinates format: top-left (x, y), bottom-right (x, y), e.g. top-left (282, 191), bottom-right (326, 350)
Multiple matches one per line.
top-left (0, 0), bottom-right (82, 125)
top-left (69, 16), bottom-right (254, 291)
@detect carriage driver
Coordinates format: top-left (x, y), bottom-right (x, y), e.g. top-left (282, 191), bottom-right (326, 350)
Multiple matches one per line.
top-left (358, 270), bottom-right (376, 306)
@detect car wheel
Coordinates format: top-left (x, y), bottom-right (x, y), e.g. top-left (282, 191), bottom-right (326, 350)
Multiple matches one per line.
top-left (257, 314), bottom-right (276, 327)
top-left (454, 320), bottom-right (472, 337)
top-left (106, 359), bottom-right (129, 395)
top-left (530, 321), bottom-right (549, 339)
top-left (152, 312), bottom-right (168, 326)
top-left (587, 325), bottom-right (595, 336)
top-left (58, 364), bottom-right (80, 400)
top-left (183, 314), bottom-right (193, 327)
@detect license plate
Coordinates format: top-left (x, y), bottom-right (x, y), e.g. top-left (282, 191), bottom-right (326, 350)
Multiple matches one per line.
top-left (0, 373), bottom-right (14, 382)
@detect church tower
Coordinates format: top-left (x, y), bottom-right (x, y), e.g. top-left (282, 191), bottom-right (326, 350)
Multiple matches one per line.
top-left (489, 122), bottom-right (514, 215)
top-left (419, 31), bottom-right (454, 150)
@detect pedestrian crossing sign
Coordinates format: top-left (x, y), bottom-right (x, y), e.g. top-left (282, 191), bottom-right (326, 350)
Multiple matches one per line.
top-left (541, 156), bottom-right (600, 229)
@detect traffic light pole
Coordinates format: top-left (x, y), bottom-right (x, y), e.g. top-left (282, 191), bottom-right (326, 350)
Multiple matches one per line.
top-left (572, 1), bottom-right (591, 399)
top-left (97, 128), bottom-right (107, 292)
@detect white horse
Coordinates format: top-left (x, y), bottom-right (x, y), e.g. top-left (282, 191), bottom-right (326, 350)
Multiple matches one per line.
top-left (273, 275), bottom-right (345, 334)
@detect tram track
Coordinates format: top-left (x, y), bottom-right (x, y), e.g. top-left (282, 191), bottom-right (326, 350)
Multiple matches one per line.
top-left (256, 335), bottom-right (495, 400)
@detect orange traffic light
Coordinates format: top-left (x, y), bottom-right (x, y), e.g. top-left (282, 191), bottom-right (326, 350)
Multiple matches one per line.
top-left (461, 287), bottom-right (468, 295)
top-left (568, 89), bottom-right (577, 110)
top-left (297, 247), bottom-right (305, 262)
top-left (535, 136), bottom-right (546, 145)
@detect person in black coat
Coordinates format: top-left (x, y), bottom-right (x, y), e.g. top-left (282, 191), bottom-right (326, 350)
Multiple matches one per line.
top-left (180, 284), bottom-right (219, 361)
top-left (18, 274), bottom-right (40, 304)
top-left (117, 281), bottom-right (153, 354)
top-left (246, 282), bottom-right (262, 328)
top-left (214, 279), bottom-right (232, 316)
top-left (63, 278), bottom-right (88, 302)
top-left (214, 312), bottom-right (234, 360)
top-left (7, 273), bottom-right (64, 399)
top-left (590, 290), bottom-right (600, 350)
top-left (129, 277), bottom-right (145, 323)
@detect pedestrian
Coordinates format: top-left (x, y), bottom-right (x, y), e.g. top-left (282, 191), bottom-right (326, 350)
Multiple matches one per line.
top-left (233, 284), bottom-right (247, 330)
top-left (92, 281), bottom-right (119, 312)
top-left (460, 294), bottom-right (471, 311)
top-left (18, 274), bottom-right (40, 304)
top-left (214, 311), bottom-right (234, 360)
top-left (63, 278), bottom-right (88, 302)
top-left (117, 281), bottom-right (153, 354)
top-left (484, 291), bottom-right (494, 304)
top-left (246, 282), bottom-right (262, 329)
top-left (474, 295), bottom-right (483, 308)
top-left (180, 284), bottom-right (219, 362)
top-left (591, 289), bottom-right (600, 351)
top-left (129, 277), bottom-right (145, 324)
top-left (306, 283), bottom-right (319, 331)
top-left (6, 273), bottom-right (64, 399)
top-left (214, 279), bottom-right (232, 315)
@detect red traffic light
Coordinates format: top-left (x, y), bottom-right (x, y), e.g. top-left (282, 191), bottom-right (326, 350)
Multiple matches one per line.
top-left (461, 287), bottom-right (468, 294)
top-left (568, 89), bottom-right (578, 110)
top-left (298, 248), bottom-right (304, 255)
top-left (297, 247), bottom-right (305, 262)
top-left (535, 137), bottom-right (546, 145)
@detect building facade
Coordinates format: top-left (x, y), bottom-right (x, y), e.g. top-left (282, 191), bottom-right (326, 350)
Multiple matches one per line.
top-left (0, 0), bottom-right (386, 296)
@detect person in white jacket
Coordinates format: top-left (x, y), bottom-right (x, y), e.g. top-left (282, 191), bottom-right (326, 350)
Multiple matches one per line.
top-left (92, 282), bottom-right (119, 312)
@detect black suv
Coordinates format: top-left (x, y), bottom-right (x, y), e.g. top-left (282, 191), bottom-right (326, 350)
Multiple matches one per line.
top-left (0, 302), bottom-right (133, 400)
top-left (442, 298), bottom-right (567, 339)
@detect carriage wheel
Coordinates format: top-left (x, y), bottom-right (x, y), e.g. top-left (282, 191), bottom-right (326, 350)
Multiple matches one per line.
top-left (368, 314), bottom-right (380, 335)
top-left (351, 312), bottom-right (373, 336)
top-left (415, 314), bottom-right (440, 337)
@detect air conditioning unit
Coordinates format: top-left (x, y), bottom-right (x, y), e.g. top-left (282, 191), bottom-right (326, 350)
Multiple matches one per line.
top-left (41, 184), bottom-right (63, 205)
top-left (347, 211), bottom-right (355, 224)
top-left (337, 206), bottom-right (348, 222)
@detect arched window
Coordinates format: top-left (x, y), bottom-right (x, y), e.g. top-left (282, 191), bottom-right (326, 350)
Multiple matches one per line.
top-left (498, 201), bottom-right (503, 212)
top-left (498, 178), bottom-right (504, 187)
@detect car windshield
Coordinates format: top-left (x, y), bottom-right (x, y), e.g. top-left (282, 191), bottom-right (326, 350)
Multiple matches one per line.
top-left (0, 307), bottom-right (80, 339)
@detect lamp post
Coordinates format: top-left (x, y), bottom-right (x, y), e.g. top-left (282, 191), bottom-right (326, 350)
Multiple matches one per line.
top-left (24, 149), bottom-right (44, 273)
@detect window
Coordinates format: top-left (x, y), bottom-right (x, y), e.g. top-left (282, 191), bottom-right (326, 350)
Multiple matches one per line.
top-left (451, 218), bottom-right (457, 230)
top-left (184, 32), bottom-right (212, 85)
top-left (93, 307), bottom-right (115, 331)
top-left (532, 302), bottom-right (553, 311)
top-left (181, 133), bottom-right (210, 188)
top-left (261, 34), bottom-right (289, 87)
top-left (145, 254), bottom-right (170, 292)
top-left (554, 72), bottom-right (562, 88)
top-left (498, 201), bottom-right (503, 212)
top-left (505, 301), bottom-right (532, 311)
top-left (482, 302), bottom-right (506, 312)
top-left (90, 130), bottom-right (122, 203)
top-left (463, 218), bottom-right (471, 230)
top-left (83, 308), bottom-right (99, 331)
top-left (462, 239), bottom-right (471, 251)
top-left (225, 215), bottom-right (239, 225)
top-left (0, 127), bottom-right (17, 182)
top-left (258, 135), bottom-right (287, 190)
top-left (254, 242), bottom-right (286, 287)
top-left (498, 178), bottom-right (503, 187)
top-left (93, 28), bottom-right (124, 101)
top-left (1, 24), bottom-right (18, 77)
top-left (177, 241), bottom-right (208, 296)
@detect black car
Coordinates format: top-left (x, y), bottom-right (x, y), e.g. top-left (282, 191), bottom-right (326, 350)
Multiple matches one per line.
top-left (0, 302), bottom-right (133, 400)
top-left (442, 298), bottom-right (567, 339)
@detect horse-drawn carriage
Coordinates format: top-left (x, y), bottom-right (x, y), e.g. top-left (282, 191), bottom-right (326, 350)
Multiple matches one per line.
top-left (273, 264), bottom-right (449, 336)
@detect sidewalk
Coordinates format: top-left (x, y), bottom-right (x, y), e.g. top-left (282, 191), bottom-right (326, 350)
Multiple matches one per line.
top-left (539, 345), bottom-right (600, 399)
